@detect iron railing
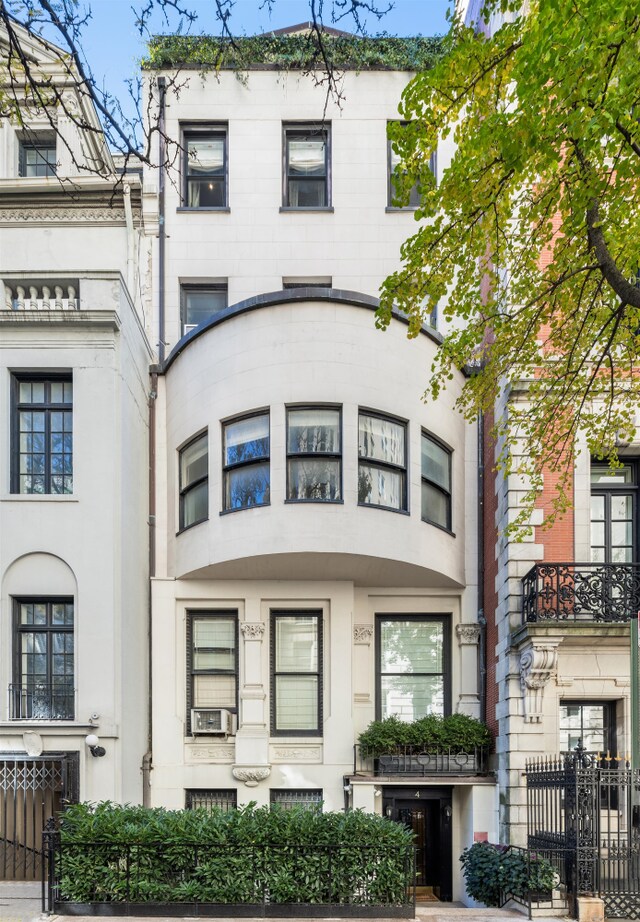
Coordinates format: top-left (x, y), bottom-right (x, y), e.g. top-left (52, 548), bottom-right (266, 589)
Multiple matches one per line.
top-left (9, 683), bottom-right (75, 720)
top-left (521, 562), bottom-right (640, 623)
top-left (353, 744), bottom-right (488, 777)
top-left (42, 833), bottom-right (416, 917)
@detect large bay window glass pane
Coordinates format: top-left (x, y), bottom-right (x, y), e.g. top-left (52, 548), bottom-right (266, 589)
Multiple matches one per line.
top-left (179, 433), bottom-right (208, 529)
top-left (287, 406), bottom-right (341, 501)
top-left (223, 413), bottom-right (270, 511)
top-left (272, 612), bottom-right (322, 734)
top-left (378, 617), bottom-right (447, 722)
top-left (421, 433), bottom-right (452, 530)
top-left (358, 412), bottom-right (407, 511)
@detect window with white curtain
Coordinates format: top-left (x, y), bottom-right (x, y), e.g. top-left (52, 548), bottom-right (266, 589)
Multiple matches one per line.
top-left (183, 126), bottom-right (227, 208)
top-left (187, 611), bottom-right (238, 732)
top-left (286, 406), bottom-right (341, 502)
top-left (377, 615), bottom-right (449, 722)
top-left (271, 611), bottom-right (322, 735)
top-left (222, 412), bottom-right (270, 511)
top-left (358, 411), bottom-right (407, 512)
top-left (283, 124), bottom-right (330, 208)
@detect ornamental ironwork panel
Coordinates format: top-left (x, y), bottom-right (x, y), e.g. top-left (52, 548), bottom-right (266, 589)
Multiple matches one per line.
top-left (522, 562), bottom-right (640, 623)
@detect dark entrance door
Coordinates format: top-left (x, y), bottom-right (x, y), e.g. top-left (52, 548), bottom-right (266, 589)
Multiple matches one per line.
top-left (383, 787), bottom-right (453, 901)
top-left (0, 753), bottom-right (78, 881)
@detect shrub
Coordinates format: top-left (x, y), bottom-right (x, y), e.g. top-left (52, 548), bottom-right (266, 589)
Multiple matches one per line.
top-left (459, 842), bottom-right (556, 907)
top-left (57, 802), bottom-right (414, 906)
top-left (358, 713), bottom-right (492, 758)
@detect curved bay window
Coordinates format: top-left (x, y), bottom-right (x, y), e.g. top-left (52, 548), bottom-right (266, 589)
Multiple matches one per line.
top-left (179, 432), bottom-right (208, 530)
top-left (223, 413), bottom-right (270, 511)
top-left (421, 433), bottom-right (452, 531)
top-left (286, 406), bottom-right (341, 502)
top-left (358, 411), bottom-right (407, 512)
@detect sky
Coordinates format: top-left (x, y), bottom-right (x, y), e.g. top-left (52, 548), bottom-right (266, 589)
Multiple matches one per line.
top-left (76, 0), bottom-right (452, 128)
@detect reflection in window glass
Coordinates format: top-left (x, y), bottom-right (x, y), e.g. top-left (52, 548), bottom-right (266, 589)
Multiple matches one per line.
top-left (223, 414), bottom-right (270, 510)
top-left (14, 377), bottom-right (73, 495)
top-left (358, 413), bottom-right (406, 511)
top-left (185, 131), bottom-right (227, 208)
top-left (287, 407), bottom-right (341, 501)
top-left (182, 287), bottom-right (228, 330)
top-left (378, 618), bottom-right (446, 722)
top-left (284, 126), bottom-right (329, 208)
top-left (179, 433), bottom-right (208, 529)
top-left (272, 612), bottom-right (322, 734)
top-left (189, 613), bottom-right (237, 721)
top-left (421, 434), bottom-right (452, 530)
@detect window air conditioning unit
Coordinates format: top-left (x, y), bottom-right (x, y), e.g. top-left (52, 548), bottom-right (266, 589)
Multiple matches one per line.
top-left (183, 324), bottom-right (198, 335)
top-left (191, 708), bottom-right (233, 736)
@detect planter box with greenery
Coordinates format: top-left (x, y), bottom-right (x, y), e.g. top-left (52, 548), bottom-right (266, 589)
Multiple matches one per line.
top-left (356, 714), bottom-right (492, 775)
top-left (45, 802), bottom-right (415, 918)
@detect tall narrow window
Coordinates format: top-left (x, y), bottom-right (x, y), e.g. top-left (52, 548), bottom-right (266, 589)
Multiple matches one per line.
top-left (421, 433), bottom-right (452, 531)
top-left (283, 124), bottom-right (330, 208)
top-left (12, 376), bottom-right (73, 494)
top-left (19, 140), bottom-right (56, 177)
top-left (181, 284), bottom-right (228, 334)
top-left (271, 611), bottom-right (322, 735)
top-left (377, 615), bottom-right (449, 721)
top-left (222, 413), bottom-right (270, 511)
top-left (387, 121), bottom-right (436, 209)
top-left (187, 611), bottom-right (238, 732)
top-left (11, 599), bottom-right (74, 720)
top-left (287, 406), bottom-right (341, 501)
top-left (179, 432), bottom-right (208, 530)
top-left (590, 463), bottom-right (637, 563)
top-left (183, 127), bottom-right (227, 208)
top-left (358, 411), bottom-right (407, 512)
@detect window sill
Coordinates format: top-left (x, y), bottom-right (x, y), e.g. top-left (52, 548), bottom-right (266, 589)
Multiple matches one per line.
top-left (422, 518), bottom-right (456, 538)
top-left (385, 205), bottom-right (419, 213)
top-left (279, 207), bottom-right (334, 213)
top-left (1, 494), bottom-right (78, 502)
top-left (284, 499), bottom-right (344, 505)
top-left (220, 503), bottom-right (270, 516)
top-left (0, 720), bottom-right (93, 731)
top-left (176, 207), bottom-right (231, 213)
top-left (358, 502), bottom-right (410, 516)
top-left (176, 517), bottom-right (208, 536)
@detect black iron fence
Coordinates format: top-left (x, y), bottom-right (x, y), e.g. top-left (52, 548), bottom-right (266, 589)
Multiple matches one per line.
top-left (9, 683), bottom-right (74, 720)
top-left (352, 745), bottom-right (487, 777)
top-left (42, 830), bottom-right (416, 918)
top-left (526, 749), bottom-right (640, 919)
top-left (521, 562), bottom-right (640, 623)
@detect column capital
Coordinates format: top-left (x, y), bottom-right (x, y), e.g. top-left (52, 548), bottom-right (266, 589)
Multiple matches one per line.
top-left (455, 623), bottom-right (481, 645)
top-left (240, 621), bottom-right (265, 640)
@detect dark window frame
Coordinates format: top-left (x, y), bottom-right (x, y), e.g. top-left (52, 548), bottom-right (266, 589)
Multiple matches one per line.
top-left (186, 610), bottom-right (239, 735)
top-left (180, 283), bottom-right (228, 333)
top-left (221, 410), bottom-right (271, 513)
top-left (12, 597), bottom-right (74, 721)
top-left (375, 614), bottom-right (451, 722)
top-left (182, 124), bottom-right (229, 209)
top-left (19, 139), bottom-right (57, 178)
top-left (559, 699), bottom-right (617, 755)
top-left (185, 789), bottom-right (238, 811)
top-left (286, 404), bottom-right (343, 504)
top-left (590, 461), bottom-right (638, 564)
top-left (357, 409), bottom-right (408, 514)
top-left (282, 123), bottom-right (331, 209)
top-left (421, 430), bottom-right (453, 533)
top-left (11, 373), bottom-right (73, 495)
top-left (178, 431), bottom-right (209, 532)
top-left (270, 609), bottom-right (323, 737)
top-left (386, 121), bottom-right (436, 210)
top-left (270, 789), bottom-right (323, 811)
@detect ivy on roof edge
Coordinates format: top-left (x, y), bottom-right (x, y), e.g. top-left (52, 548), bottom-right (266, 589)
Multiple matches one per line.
top-left (143, 34), bottom-right (445, 72)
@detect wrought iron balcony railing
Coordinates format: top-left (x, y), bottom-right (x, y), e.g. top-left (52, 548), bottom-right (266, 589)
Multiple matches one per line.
top-left (522, 563), bottom-right (640, 624)
top-left (9, 683), bottom-right (75, 720)
top-left (353, 744), bottom-right (487, 777)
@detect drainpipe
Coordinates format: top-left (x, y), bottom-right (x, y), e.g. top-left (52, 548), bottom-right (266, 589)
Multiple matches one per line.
top-left (477, 411), bottom-right (487, 724)
top-left (123, 182), bottom-right (135, 300)
top-left (157, 76), bottom-right (167, 364)
top-left (142, 372), bottom-right (158, 807)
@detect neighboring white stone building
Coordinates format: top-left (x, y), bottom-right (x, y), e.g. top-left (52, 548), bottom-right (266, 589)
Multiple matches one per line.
top-left (0, 24), bottom-right (152, 872)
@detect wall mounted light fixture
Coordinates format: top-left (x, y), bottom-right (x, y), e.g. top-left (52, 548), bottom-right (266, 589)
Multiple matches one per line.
top-left (85, 733), bottom-right (106, 757)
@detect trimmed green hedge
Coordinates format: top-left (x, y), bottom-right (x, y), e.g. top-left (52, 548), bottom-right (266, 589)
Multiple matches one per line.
top-left (460, 842), bottom-right (557, 906)
top-left (58, 802), bottom-right (414, 905)
top-left (358, 714), bottom-right (492, 758)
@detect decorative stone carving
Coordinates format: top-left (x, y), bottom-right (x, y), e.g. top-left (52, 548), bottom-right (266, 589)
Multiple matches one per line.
top-left (272, 748), bottom-right (321, 761)
top-left (519, 642), bottom-right (560, 723)
top-left (353, 625), bottom-right (373, 644)
top-left (240, 622), bottom-right (265, 640)
top-left (232, 764), bottom-right (271, 787)
top-left (456, 624), bottom-right (481, 645)
top-left (187, 747), bottom-right (235, 762)
top-left (0, 208), bottom-right (126, 225)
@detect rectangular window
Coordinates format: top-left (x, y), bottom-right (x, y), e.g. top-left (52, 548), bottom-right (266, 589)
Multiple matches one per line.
top-left (183, 126), bottom-right (227, 208)
top-left (179, 432), bottom-right (208, 530)
top-left (186, 789), bottom-right (237, 812)
top-left (283, 124), bottom-right (330, 208)
top-left (12, 376), bottom-right (73, 495)
top-left (187, 611), bottom-right (238, 732)
top-left (282, 277), bottom-right (332, 289)
top-left (377, 615), bottom-right (449, 721)
top-left (387, 122), bottom-right (436, 209)
top-left (223, 412), bottom-right (270, 511)
top-left (421, 433), bottom-right (452, 531)
top-left (270, 789), bottom-right (323, 811)
top-left (19, 140), bottom-right (56, 178)
top-left (181, 284), bottom-right (228, 334)
top-left (11, 599), bottom-right (74, 720)
top-left (287, 406), bottom-right (341, 502)
top-left (590, 463), bottom-right (637, 563)
top-left (271, 611), bottom-right (322, 735)
top-left (358, 411), bottom-right (407, 512)
top-left (559, 700), bottom-right (616, 754)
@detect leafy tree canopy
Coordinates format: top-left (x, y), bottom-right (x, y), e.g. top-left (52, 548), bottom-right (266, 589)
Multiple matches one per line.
top-left (378, 0), bottom-right (640, 534)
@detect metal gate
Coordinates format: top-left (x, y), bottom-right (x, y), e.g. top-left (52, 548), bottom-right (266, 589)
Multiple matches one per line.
top-left (0, 752), bottom-right (78, 881)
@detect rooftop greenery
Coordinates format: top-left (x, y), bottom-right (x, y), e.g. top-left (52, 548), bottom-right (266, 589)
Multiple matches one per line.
top-left (143, 34), bottom-right (445, 73)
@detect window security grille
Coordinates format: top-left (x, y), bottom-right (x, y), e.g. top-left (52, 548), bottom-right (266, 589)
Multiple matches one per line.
top-left (270, 789), bottom-right (323, 811)
top-left (186, 789), bottom-right (237, 812)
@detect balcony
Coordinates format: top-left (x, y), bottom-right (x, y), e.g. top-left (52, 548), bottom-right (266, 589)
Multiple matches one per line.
top-left (9, 683), bottom-right (75, 721)
top-left (522, 563), bottom-right (640, 624)
top-left (353, 744), bottom-right (488, 777)
top-left (2, 279), bottom-right (79, 311)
